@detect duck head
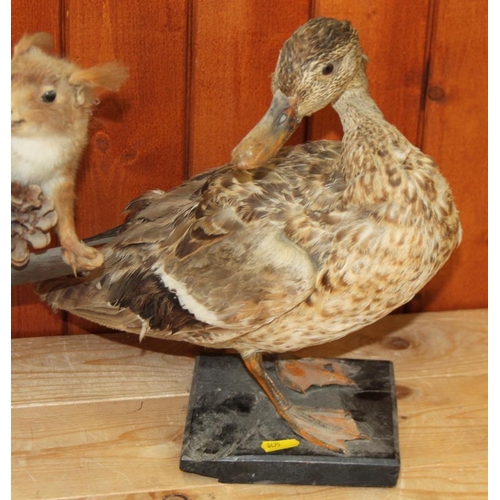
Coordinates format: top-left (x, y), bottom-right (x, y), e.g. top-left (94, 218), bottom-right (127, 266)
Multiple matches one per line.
top-left (231, 17), bottom-right (366, 169)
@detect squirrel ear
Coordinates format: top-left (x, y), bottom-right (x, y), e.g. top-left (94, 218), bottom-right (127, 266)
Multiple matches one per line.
top-left (13, 32), bottom-right (54, 58)
top-left (74, 86), bottom-right (89, 106)
top-left (69, 63), bottom-right (129, 92)
top-left (70, 63), bottom-right (128, 106)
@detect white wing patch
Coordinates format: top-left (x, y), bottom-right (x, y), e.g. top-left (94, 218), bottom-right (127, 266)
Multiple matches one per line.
top-left (154, 265), bottom-right (228, 327)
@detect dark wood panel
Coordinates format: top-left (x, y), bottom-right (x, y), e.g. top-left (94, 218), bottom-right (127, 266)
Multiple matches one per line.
top-left (311, 0), bottom-right (488, 312)
top-left (63, 0), bottom-right (189, 333)
top-left (11, 0), bottom-right (190, 336)
top-left (188, 0), bottom-right (311, 175)
top-left (11, 0), bottom-right (65, 337)
top-left (11, 0), bottom-right (488, 339)
top-left (310, 0), bottom-right (431, 144)
top-left (11, 284), bottom-right (64, 338)
top-left (64, 0), bottom-right (188, 239)
top-left (11, 0), bottom-right (62, 51)
top-left (406, 0), bottom-right (488, 311)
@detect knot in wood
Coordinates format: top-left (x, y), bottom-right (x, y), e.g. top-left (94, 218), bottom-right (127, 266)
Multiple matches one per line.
top-left (94, 131), bottom-right (111, 153)
top-left (428, 86), bottom-right (445, 101)
top-left (383, 336), bottom-right (411, 350)
top-left (395, 384), bottom-right (413, 399)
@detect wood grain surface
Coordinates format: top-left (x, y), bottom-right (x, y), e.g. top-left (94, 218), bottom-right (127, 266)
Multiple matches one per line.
top-left (407, 0), bottom-right (488, 312)
top-left (65, 0), bottom-right (189, 230)
top-left (11, 0), bottom-right (487, 338)
top-left (11, 309), bottom-right (487, 499)
top-left (11, 0), bottom-right (66, 336)
top-left (310, 0), bottom-right (431, 144)
top-left (188, 0), bottom-right (311, 175)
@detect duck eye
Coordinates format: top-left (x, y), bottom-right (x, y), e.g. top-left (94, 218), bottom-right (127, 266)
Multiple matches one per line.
top-left (41, 90), bottom-right (57, 103)
top-left (322, 64), bottom-right (334, 76)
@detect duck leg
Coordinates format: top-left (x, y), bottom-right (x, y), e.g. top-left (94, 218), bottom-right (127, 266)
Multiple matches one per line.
top-left (242, 352), bottom-right (365, 453)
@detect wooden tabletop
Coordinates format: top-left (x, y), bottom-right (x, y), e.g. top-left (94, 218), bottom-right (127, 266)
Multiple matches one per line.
top-left (11, 309), bottom-right (487, 499)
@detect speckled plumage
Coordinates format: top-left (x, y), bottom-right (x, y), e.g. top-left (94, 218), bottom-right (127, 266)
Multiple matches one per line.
top-left (39, 19), bottom-right (460, 352)
top-left (38, 18), bottom-right (461, 451)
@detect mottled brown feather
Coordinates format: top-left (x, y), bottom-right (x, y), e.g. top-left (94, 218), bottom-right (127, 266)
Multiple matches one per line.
top-left (38, 18), bottom-right (461, 358)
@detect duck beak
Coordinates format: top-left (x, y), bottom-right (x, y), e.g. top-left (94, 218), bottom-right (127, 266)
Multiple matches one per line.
top-left (231, 89), bottom-right (300, 170)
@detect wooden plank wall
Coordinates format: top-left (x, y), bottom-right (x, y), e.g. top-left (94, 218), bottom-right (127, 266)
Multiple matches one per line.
top-left (11, 0), bottom-right (488, 337)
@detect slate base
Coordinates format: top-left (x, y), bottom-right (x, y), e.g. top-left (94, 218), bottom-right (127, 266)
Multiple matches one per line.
top-left (180, 354), bottom-right (400, 487)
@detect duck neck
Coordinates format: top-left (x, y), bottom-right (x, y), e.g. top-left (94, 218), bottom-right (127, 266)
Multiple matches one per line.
top-left (332, 70), bottom-right (403, 187)
top-left (332, 72), bottom-right (384, 134)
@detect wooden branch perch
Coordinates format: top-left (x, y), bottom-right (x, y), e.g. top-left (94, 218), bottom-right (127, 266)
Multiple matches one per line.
top-left (11, 226), bottom-right (123, 286)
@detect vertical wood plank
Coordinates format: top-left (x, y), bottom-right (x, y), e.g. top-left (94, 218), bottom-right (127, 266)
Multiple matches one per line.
top-left (406, 0), bottom-right (488, 311)
top-left (310, 0), bottom-right (431, 144)
top-left (11, 0), bottom-right (62, 51)
top-left (188, 0), bottom-right (311, 175)
top-left (11, 0), bottom-right (66, 337)
top-left (311, 0), bottom-right (488, 312)
top-left (63, 0), bottom-right (189, 333)
top-left (11, 0), bottom-right (190, 336)
top-left (64, 0), bottom-right (188, 239)
top-left (11, 284), bottom-right (64, 337)
top-left (11, 0), bottom-right (488, 339)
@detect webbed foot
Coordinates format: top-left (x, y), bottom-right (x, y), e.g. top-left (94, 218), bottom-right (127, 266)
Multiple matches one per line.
top-left (276, 357), bottom-right (358, 393)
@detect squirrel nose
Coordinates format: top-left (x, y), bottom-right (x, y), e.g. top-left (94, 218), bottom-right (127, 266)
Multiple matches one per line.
top-left (11, 109), bottom-right (25, 127)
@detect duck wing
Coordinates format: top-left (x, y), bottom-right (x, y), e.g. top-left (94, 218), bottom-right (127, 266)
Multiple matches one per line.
top-left (39, 149), bottom-right (336, 343)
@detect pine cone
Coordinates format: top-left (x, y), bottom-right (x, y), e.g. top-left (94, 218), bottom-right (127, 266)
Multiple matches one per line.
top-left (11, 182), bottom-right (58, 267)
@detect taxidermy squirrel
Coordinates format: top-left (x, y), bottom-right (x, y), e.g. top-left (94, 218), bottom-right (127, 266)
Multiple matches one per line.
top-left (11, 32), bottom-right (128, 272)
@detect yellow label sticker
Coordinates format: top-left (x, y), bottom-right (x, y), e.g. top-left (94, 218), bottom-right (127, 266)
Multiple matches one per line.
top-left (261, 439), bottom-right (300, 453)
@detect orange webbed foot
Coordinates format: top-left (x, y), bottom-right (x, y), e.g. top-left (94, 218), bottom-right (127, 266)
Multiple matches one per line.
top-left (243, 353), bottom-right (366, 453)
top-left (284, 405), bottom-right (367, 453)
top-left (276, 357), bottom-right (358, 393)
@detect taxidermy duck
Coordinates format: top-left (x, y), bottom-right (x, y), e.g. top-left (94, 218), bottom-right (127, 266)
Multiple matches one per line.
top-left (38, 18), bottom-right (461, 452)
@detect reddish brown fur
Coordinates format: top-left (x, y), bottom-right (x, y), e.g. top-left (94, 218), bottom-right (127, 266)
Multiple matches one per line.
top-left (11, 32), bottom-right (128, 272)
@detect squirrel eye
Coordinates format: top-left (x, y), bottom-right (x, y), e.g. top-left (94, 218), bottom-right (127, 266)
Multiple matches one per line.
top-left (41, 90), bottom-right (57, 103)
top-left (322, 64), bottom-right (334, 76)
